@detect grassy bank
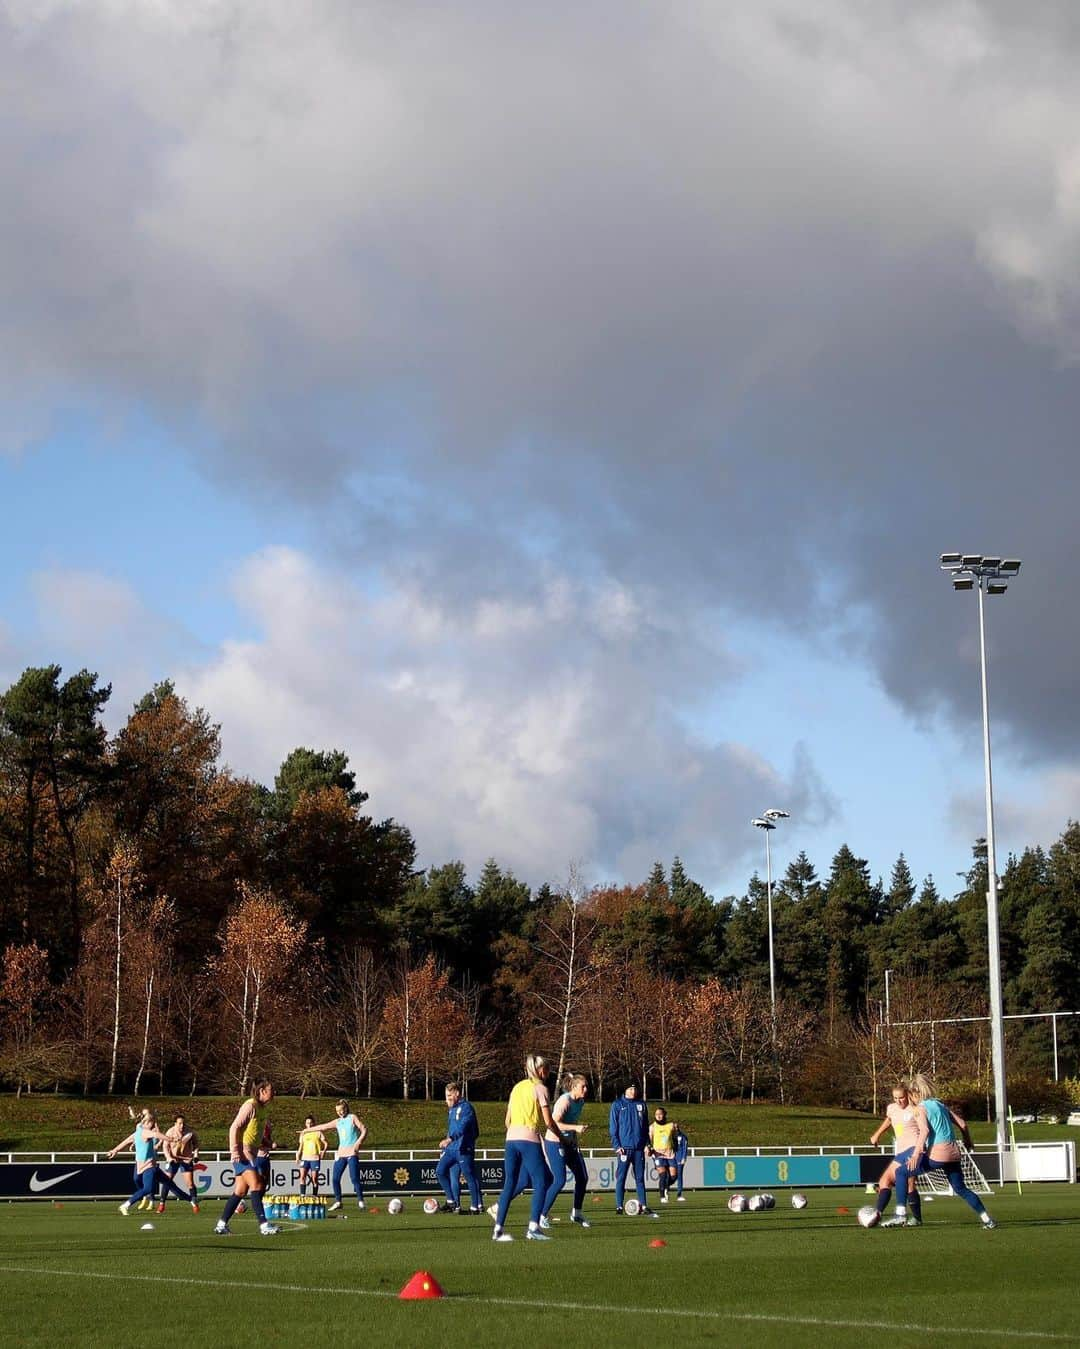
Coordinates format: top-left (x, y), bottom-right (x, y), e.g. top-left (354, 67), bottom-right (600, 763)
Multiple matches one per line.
top-left (0, 1094), bottom-right (1069, 1153)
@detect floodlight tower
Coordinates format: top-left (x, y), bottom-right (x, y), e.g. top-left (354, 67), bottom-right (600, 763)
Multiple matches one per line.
top-left (939, 551), bottom-right (1022, 1160)
top-left (751, 808), bottom-right (790, 1020)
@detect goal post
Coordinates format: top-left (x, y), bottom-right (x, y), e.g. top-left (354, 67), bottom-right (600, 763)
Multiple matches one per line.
top-left (915, 1144), bottom-right (991, 1197)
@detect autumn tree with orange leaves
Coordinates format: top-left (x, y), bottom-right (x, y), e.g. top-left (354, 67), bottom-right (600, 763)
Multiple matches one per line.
top-left (211, 883), bottom-right (308, 1093)
top-left (0, 940), bottom-right (59, 1094)
top-left (381, 953), bottom-right (467, 1099)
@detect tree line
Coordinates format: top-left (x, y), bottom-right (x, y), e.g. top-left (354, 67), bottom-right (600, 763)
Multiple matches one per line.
top-left (1, 664), bottom-right (1078, 1113)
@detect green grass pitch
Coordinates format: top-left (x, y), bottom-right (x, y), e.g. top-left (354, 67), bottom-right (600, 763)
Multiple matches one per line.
top-left (0, 1186), bottom-right (1076, 1347)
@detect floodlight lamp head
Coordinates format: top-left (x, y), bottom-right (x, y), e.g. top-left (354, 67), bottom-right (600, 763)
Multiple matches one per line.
top-left (751, 817), bottom-right (773, 830)
top-left (1001, 559), bottom-right (1022, 574)
top-left (961, 554), bottom-right (984, 567)
top-left (987, 582), bottom-right (1007, 594)
top-left (940, 552), bottom-right (963, 568)
top-left (952, 577), bottom-right (975, 590)
top-left (981, 556), bottom-right (1002, 569)
top-left (763, 808), bottom-right (790, 820)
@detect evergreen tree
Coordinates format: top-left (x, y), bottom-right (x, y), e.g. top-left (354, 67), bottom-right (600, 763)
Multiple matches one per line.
top-left (778, 851), bottom-right (818, 902)
top-left (822, 845), bottom-right (879, 1032)
top-left (273, 747), bottom-right (369, 816)
top-left (885, 854), bottom-right (916, 917)
top-left (0, 665), bottom-right (111, 960)
top-left (774, 856), bottom-right (828, 1006)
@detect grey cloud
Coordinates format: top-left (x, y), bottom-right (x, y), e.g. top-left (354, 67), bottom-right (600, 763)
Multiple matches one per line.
top-left (4, 1), bottom-right (1080, 797)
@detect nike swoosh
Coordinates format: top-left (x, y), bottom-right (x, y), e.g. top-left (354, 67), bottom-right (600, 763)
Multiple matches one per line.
top-left (29, 1170), bottom-right (82, 1192)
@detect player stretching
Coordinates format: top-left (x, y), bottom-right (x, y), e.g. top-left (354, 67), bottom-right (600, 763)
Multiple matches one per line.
top-left (160, 1114), bottom-right (200, 1213)
top-left (109, 1108), bottom-right (198, 1215)
top-left (214, 1078), bottom-right (279, 1236)
top-left (297, 1116), bottom-right (326, 1198)
top-left (309, 1100), bottom-right (368, 1211)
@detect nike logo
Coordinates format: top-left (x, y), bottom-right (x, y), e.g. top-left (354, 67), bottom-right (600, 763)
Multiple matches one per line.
top-left (28, 1170), bottom-right (82, 1192)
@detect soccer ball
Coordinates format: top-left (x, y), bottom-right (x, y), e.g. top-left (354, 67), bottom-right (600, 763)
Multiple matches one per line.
top-left (791, 1193), bottom-right (808, 1210)
top-left (857, 1205), bottom-right (879, 1228)
top-left (423, 1197), bottom-right (439, 1215)
top-left (624, 1198), bottom-right (641, 1217)
top-left (727, 1194), bottom-right (748, 1213)
top-left (747, 1194), bottom-right (764, 1212)
top-left (760, 1193), bottom-right (776, 1210)
top-left (387, 1198), bottom-right (404, 1215)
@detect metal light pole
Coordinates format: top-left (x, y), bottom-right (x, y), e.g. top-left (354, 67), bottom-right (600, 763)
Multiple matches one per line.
top-left (751, 809), bottom-right (790, 1019)
top-left (940, 552), bottom-right (1022, 1161)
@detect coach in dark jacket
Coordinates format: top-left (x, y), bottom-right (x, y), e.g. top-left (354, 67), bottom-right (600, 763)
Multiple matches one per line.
top-left (608, 1083), bottom-right (655, 1217)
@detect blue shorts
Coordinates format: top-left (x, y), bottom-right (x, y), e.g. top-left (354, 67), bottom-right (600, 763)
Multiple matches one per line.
top-left (301, 1160), bottom-right (321, 1172)
top-left (235, 1159), bottom-right (259, 1176)
top-left (167, 1160), bottom-right (195, 1175)
top-left (654, 1155), bottom-right (676, 1170)
top-left (895, 1147), bottom-right (914, 1164)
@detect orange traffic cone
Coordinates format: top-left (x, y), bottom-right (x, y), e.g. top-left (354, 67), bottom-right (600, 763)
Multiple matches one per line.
top-left (399, 1271), bottom-right (445, 1300)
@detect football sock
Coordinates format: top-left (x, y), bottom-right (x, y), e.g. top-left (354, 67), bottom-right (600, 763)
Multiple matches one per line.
top-left (874, 1187), bottom-right (891, 1214)
top-left (250, 1192), bottom-right (267, 1224)
top-left (221, 1195), bottom-right (241, 1224)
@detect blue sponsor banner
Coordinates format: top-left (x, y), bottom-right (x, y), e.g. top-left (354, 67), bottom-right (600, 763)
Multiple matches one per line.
top-left (703, 1155), bottom-right (861, 1188)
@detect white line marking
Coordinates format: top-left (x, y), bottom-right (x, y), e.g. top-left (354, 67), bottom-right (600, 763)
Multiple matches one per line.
top-left (0, 1265), bottom-right (1070, 1340)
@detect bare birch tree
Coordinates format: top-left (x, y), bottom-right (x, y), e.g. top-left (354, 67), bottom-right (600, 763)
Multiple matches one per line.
top-left (529, 864), bottom-right (597, 1083)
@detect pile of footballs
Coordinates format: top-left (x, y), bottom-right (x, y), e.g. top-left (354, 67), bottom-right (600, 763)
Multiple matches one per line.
top-left (728, 1192), bottom-right (808, 1213)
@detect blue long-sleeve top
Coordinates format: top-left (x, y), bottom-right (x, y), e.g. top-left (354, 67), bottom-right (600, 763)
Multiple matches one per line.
top-left (447, 1099), bottom-right (479, 1151)
top-left (609, 1094), bottom-right (650, 1151)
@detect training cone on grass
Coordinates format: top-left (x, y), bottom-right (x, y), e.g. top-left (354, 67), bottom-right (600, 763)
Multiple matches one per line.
top-left (649, 1238), bottom-right (667, 1248)
top-left (399, 1271), bottom-right (445, 1300)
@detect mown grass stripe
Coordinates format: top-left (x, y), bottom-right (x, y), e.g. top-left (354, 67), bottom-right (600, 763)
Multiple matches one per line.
top-left (0, 1263), bottom-right (1069, 1341)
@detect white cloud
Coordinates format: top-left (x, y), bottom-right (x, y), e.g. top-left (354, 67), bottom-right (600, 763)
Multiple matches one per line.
top-left (179, 546), bottom-right (832, 886)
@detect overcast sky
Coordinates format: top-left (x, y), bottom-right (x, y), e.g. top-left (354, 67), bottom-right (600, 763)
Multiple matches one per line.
top-left (3, 0), bottom-right (1080, 899)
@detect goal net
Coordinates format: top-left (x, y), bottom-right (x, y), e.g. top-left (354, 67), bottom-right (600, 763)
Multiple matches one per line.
top-left (915, 1144), bottom-right (992, 1196)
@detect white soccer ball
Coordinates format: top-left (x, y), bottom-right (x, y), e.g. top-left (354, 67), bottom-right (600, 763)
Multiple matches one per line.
top-left (791, 1193), bottom-right (808, 1210)
top-left (857, 1205), bottom-right (879, 1228)
top-left (760, 1193), bottom-right (776, 1210)
top-left (140, 1222), bottom-right (155, 1231)
top-left (387, 1197), bottom-right (403, 1215)
top-left (624, 1198), bottom-right (641, 1216)
top-left (747, 1194), bottom-right (763, 1212)
top-left (423, 1197), bottom-right (439, 1215)
top-left (727, 1194), bottom-right (748, 1213)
